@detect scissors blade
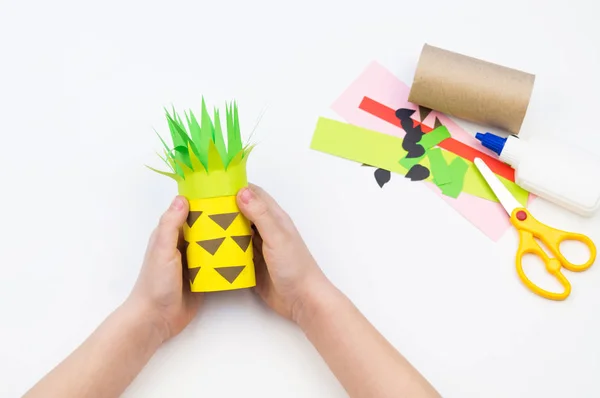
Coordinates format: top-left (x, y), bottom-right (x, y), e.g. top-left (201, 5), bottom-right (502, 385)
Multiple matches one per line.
top-left (474, 157), bottom-right (523, 216)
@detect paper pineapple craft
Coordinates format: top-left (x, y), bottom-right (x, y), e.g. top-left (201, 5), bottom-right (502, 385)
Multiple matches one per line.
top-left (150, 100), bottom-right (255, 292)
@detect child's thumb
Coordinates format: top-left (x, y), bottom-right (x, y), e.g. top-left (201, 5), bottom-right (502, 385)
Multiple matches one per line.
top-left (153, 196), bottom-right (189, 251)
top-left (237, 185), bottom-right (287, 241)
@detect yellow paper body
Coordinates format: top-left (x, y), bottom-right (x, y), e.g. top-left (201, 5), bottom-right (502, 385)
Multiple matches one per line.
top-left (183, 195), bottom-right (256, 292)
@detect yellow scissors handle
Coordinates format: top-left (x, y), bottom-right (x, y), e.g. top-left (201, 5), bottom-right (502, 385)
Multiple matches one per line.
top-left (510, 208), bottom-right (597, 301)
top-left (515, 229), bottom-right (571, 300)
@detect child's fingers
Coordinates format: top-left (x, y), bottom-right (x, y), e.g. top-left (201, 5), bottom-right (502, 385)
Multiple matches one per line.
top-left (151, 196), bottom-right (189, 254)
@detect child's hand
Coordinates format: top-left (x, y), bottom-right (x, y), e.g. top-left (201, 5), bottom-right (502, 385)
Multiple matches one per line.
top-left (237, 185), bottom-right (331, 322)
top-left (127, 196), bottom-right (203, 342)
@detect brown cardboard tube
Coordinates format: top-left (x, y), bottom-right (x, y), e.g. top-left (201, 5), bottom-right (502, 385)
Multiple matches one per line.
top-left (408, 44), bottom-right (535, 134)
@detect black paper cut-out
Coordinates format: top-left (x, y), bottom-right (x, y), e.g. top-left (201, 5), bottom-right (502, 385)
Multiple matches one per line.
top-left (406, 164), bottom-right (430, 181)
top-left (404, 144), bottom-right (425, 159)
top-left (374, 168), bottom-right (391, 188)
top-left (395, 108), bottom-right (425, 159)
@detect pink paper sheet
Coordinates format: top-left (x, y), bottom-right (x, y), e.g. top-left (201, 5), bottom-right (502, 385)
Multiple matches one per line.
top-left (331, 61), bottom-right (512, 241)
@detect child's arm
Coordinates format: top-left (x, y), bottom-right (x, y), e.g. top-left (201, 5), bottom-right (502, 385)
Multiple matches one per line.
top-left (298, 285), bottom-right (440, 398)
top-left (24, 197), bottom-right (202, 398)
top-left (23, 302), bottom-right (163, 398)
top-left (237, 185), bottom-right (440, 398)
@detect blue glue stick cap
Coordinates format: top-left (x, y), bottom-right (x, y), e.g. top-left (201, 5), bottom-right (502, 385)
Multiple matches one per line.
top-left (475, 132), bottom-right (507, 156)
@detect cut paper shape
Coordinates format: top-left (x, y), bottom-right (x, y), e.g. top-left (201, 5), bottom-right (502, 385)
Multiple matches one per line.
top-left (187, 211), bottom-right (203, 228)
top-left (209, 213), bottom-right (239, 230)
top-left (440, 158), bottom-right (469, 198)
top-left (406, 165), bottom-right (430, 181)
top-left (418, 126), bottom-right (451, 149)
top-left (360, 96), bottom-right (516, 183)
top-left (189, 267), bottom-right (201, 283)
top-left (327, 61), bottom-right (535, 241)
top-left (434, 117), bottom-right (443, 129)
top-left (374, 168), bottom-right (391, 187)
top-left (182, 240), bottom-right (190, 253)
top-left (396, 108), bottom-right (425, 159)
top-left (362, 97), bottom-right (528, 205)
top-left (215, 266), bottom-right (246, 284)
top-left (419, 106), bottom-right (432, 121)
top-left (405, 144), bottom-right (425, 159)
top-left (197, 237), bottom-right (225, 255)
top-left (231, 235), bottom-right (252, 252)
top-left (427, 148), bottom-right (452, 186)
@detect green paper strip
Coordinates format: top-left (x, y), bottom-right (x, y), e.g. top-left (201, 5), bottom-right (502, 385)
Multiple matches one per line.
top-left (427, 148), bottom-right (452, 186)
top-left (311, 117), bottom-right (430, 180)
top-left (440, 158), bottom-right (469, 198)
top-left (310, 117), bottom-right (529, 206)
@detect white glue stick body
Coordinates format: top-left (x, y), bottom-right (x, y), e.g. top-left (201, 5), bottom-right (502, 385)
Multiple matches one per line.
top-left (476, 133), bottom-right (600, 216)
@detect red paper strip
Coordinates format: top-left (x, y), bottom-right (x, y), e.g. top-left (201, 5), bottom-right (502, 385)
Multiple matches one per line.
top-left (358, 96), bottom-right (515, 182)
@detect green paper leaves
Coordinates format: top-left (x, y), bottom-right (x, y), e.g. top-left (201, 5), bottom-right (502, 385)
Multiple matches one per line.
top-left (152, 99), bottom-right (251, 179)
top-left (226, 102), bottom-right (242, 164)
top-left (213, 109), bottom-right (227, 164)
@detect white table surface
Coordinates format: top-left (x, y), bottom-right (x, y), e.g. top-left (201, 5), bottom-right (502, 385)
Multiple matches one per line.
top-left (1, 0), bottom-right (600, 397)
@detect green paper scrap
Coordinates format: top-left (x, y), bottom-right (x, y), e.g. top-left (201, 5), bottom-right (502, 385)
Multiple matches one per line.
top-left (399, 126), bottom-right (451, 170)
top-left (426, 148), bottom-right (452, 186)
top-left (419, 126), bottom-right (451, 149)
top-left (310, 117), bottom-right (530, 206)
top-left (440, 158), bottom-right (469, 198)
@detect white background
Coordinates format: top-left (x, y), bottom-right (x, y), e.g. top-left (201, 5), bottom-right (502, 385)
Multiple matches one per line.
top-left (1, 0), bottom-right (600, 397)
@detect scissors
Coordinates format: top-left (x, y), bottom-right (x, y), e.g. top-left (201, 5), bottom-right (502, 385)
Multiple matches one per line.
top-left (474, 157), bottom-right (597, 300)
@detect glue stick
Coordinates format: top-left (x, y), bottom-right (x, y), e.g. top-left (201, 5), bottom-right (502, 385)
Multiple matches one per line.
top-left (476, 133), bottom-right (600, 217)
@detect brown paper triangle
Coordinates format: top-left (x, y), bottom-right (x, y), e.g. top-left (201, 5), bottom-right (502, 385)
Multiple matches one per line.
top-left (197, 238), bottom-right (225, 255)
top-left (215, 266), bottom-right (246, 284)
top-left (189, 267), bottom-right (201, 283)
top-left (231, 235), bottom-right (252, 252)
top-left (209, 213), bottom-right (239, 230)
top-left (187, 211), bottom-right (203, 228)
top-left (434, 117), bottom-right (443, 129)
top-left (419, 106), bottom-right (432, 122)
top-left (182, 240), bottom-right (190, 253)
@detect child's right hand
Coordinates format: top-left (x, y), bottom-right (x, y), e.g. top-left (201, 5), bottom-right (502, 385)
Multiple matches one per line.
top-left (237, 184), bottom-right (332, 323)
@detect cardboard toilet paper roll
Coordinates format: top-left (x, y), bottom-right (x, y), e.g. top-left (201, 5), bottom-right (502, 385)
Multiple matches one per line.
top-left (408, 44), bottom-right (535, 134)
